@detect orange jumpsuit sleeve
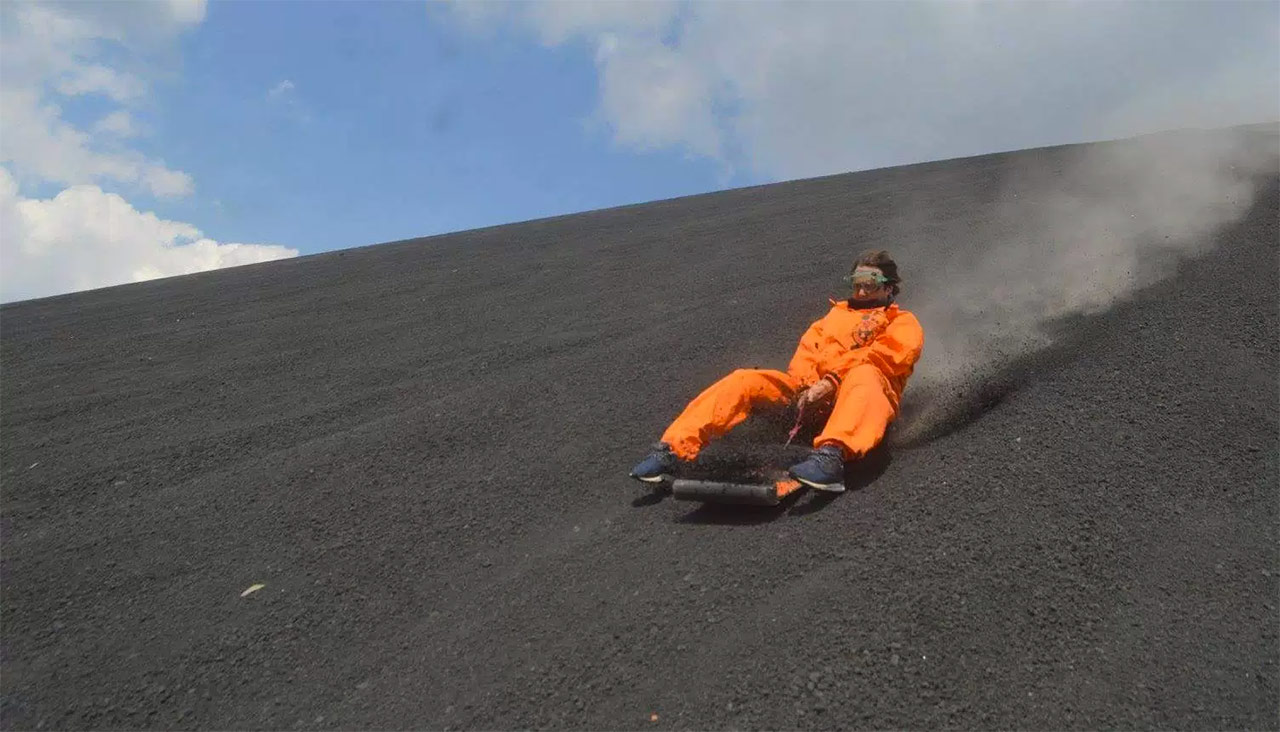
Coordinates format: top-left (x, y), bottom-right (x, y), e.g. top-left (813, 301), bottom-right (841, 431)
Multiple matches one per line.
top-left (786, 318), bottom-right (826, 388)
top-left (821, 311), bottom-right (924, 387)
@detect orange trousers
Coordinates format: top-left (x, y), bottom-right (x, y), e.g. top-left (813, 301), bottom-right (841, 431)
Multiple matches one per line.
top-left (660, 364), bottom-right (897, 461)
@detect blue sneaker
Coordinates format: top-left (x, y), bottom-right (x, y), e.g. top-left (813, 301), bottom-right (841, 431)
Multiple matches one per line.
top-left (788, 444), bottom-right (847, 492)
top-left (629, 442), bottom-right (679, 483)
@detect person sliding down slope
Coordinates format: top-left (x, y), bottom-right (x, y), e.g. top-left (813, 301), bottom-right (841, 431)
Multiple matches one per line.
top-left (630, 249), bottom-right (925, 493)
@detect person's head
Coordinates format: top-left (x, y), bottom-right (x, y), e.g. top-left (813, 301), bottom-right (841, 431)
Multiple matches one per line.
top-left (847, 249), bottom-right (901, 303)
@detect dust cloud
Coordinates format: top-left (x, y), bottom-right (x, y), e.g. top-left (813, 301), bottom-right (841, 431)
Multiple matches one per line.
top-left (893, 123), bottom-right (1279, 445)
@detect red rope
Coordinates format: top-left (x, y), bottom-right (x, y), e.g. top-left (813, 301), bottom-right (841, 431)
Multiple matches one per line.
top-left (785, 402), bottom-right (806, 446)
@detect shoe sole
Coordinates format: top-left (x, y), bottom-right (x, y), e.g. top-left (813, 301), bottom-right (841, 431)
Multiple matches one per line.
top-left (791, 474), bottom-right (846, 493)
top-left (631, 473), bottom-right (671, 484)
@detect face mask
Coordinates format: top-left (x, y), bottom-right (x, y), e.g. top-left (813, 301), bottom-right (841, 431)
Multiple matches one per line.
top-left (849, 293), bottom-right (893, 308)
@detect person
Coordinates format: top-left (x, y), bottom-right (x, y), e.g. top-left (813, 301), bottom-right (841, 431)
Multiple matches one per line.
top-left (629, 249), bottom-right (925, 492)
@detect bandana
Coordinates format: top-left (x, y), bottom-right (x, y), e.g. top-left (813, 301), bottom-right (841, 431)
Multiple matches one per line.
top-left (848, 294), bottom-right (893, 309)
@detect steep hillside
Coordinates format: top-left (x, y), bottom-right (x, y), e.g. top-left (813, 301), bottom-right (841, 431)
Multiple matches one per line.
top-left (2, 124), bottom-right (1276, 730)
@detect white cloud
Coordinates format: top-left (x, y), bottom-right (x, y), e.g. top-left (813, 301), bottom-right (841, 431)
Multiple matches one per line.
top-left (141, 165), bottom-right (198, 198)
top-left (54, 64), bottom-right (148, 102)
top-left (0, 166), bottom-right (299, 303)
top-left (451, 1), bottom-right (1280, 180)
top-left (0, 88), bottom-right (194, 196)
top-left (595, 35), bottom-right (720, 158)
top-left (266, 78), bottom-right (311, 123)
top-left (0, 0), bottom-right (296, 301)
top-left (161, 0), bottom-right (208, 27)
top-left (522, 1), bottom-right (680, 46)
top-left (268, 79), bottom-right (296, 100)
top-left (0, 1), bottom-right (199, 195)
top-left (93, 110), bottom-right (139, 138)
top-left (447, 0), bottom-right (679, 45)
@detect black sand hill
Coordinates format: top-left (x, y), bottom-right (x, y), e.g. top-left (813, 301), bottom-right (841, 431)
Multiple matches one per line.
top-left (2, 125), bottom-right (1277, 730)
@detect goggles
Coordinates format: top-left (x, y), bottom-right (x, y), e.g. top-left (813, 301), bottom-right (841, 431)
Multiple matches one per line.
top-left (845, 269), bottom-right (891, 289)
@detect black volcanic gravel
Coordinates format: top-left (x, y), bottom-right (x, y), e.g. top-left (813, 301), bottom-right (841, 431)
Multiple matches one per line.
top-left (2, 128), bottom-right (1277, 730)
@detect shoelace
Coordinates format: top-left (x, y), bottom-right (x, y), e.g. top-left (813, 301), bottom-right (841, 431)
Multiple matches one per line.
top-left (809, 447), bottom-right (844, 472)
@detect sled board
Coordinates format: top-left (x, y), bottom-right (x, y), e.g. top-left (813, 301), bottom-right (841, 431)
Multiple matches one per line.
top-left (671, 476), bottom-right (805, 506)
top-left (656, 409), bottom-right (826, 506)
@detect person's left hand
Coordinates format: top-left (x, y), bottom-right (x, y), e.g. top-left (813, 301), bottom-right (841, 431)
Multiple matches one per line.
top-left (797, 379), bottom-right (835, 406)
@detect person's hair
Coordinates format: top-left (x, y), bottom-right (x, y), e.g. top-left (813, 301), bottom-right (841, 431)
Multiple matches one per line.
top-left (851, 249), bottom-right (901, 296)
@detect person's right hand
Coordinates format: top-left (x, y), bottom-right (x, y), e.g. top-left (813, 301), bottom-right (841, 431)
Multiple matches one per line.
top-left (797, 379), bottom-right (835, 406)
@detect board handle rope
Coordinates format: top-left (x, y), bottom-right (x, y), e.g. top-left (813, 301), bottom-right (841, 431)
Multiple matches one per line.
top-left (785, 402), bottom-right (807, 446)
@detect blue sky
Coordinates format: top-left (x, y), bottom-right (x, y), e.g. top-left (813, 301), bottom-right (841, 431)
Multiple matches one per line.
top-left (1, 1), bottom-right (1276, 302)
top-left (154, 1), bottom-right (734, 252)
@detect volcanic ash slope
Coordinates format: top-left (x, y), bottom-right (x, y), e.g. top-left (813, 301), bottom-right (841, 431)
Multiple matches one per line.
top-left (1, 123), bottom-right (1277, 730)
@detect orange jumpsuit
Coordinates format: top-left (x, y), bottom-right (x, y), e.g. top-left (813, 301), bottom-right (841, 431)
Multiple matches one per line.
top-left (661, 299), bottom-right (925, 461)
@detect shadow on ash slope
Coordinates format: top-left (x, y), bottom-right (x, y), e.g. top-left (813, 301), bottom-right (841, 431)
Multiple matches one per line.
top-left (891, 125), bottom-right (1279, 447)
